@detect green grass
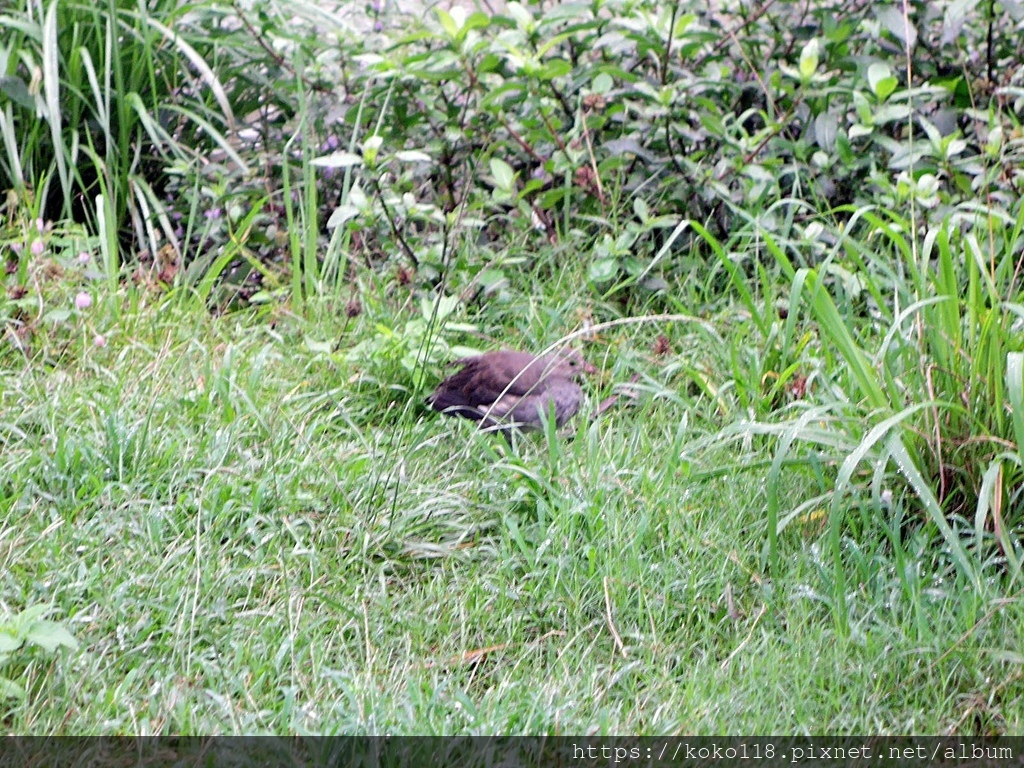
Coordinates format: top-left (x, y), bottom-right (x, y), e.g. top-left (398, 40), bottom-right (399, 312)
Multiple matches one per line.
top-left (4, 0), bottom-right (1024, 736)
top-left (2, 277), bottom-right (1022, 735)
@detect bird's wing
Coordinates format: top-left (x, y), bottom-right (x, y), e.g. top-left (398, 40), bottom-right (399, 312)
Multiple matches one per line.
top-left (448, 357), bottom-right (551, 404)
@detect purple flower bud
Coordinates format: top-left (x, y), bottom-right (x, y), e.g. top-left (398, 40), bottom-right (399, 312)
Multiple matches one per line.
top-left (31, 240), bottom-right (45, 256)
top-left (75, 291), bottom-right (92, 310)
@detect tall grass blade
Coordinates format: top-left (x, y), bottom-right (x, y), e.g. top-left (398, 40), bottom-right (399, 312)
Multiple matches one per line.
top-left (798, 268), bottom-right (887, 410)
top-left (885, 433), bottom-right (982, 592)
top-left (42, 0), bottom-right (70, 213)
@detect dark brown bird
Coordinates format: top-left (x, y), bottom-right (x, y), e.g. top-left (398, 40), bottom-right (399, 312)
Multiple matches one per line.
top-left (427, 349), bottom-right (595, 433)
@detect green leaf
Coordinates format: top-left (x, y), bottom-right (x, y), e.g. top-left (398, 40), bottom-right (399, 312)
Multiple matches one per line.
top-left (872, 103), bottom-right (913, 124)
top-left (813, 112), bottom-right (839, 150)
top-left (876, 5), bottom-right (917, 48)
top-left (507, 2), bottom-right (535, 31)
top-left (866, 62), bottom-right (892, 97)
top-left (874, 77), bottom-right (898, 101)
top-left (462, 12), bottom-right (490, 32)
top-left (588, 258), bottom-right (619, 284)
top-left (0, 76), bottom-right (34, 110)
top-left (798, 38), bottom-right (820, 81)
top-left (422, 294), bottom-right (462, 323)
top-left (327, 205), bottom-right (360, 230)
top-left (633, 197), bottom-right (649, 222)
top-left (478, 268), bottom-right (508, 294)
top-left (538, 59), bottom-right (572, 80)
top-left (592, 73), bottom-right (613, 94)
top-left (836, 133), bottom-right (854, 164)
top-left (0, 631), bottom-right (22, 654)
top-left (489, 158), bottom-right (516, 191)
top-left (361, 135), bottom-right (384, 166)
top-left (25, 621), bottom-right (78, 653)
top-left (0, 676), bottom-right (25, 701)
top-left (435, 8), bottom-right (459, 39)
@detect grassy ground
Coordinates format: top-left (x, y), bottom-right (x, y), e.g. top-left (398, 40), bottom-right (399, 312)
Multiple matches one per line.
top-left (3, 0), bottom-right (1023, 737)
top-left (2, 269), bottom-right (1022, 735)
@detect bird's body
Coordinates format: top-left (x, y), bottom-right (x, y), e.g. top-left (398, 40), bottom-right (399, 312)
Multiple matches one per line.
top-left (427, 349), bottom-right (594, 432)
